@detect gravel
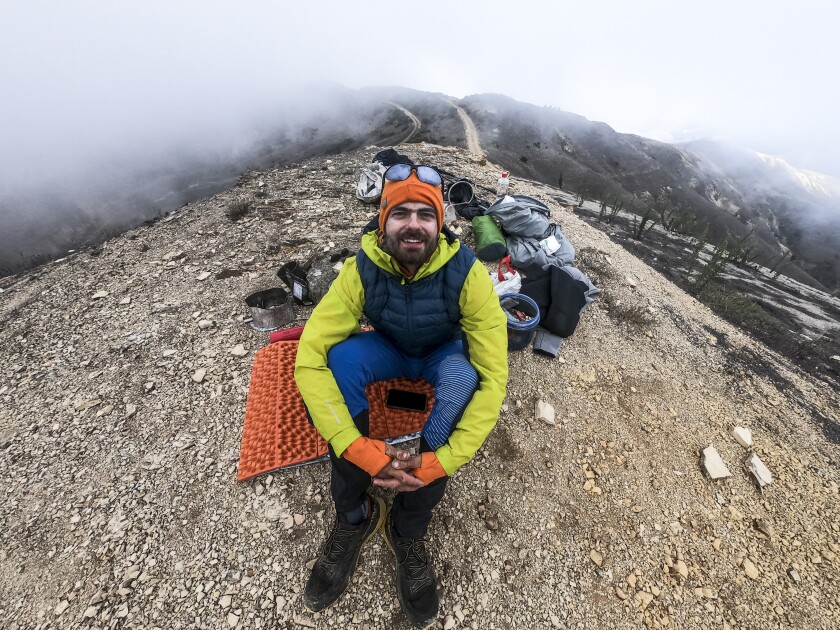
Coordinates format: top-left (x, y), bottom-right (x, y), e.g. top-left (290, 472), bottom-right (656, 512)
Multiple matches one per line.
top-left (0, 144), bottom-right (838, 629)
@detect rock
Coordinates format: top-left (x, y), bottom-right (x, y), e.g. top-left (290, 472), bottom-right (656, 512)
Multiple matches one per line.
top-left (444, 616), bottom-right (456, 630)
top-left (92, 290), bottom-right (108, 299)
top-left (263, 502), bottom-right (284, 522)
top-left (54, 600), bottom-right (69, 616)
top-left (192, 368), bottom-right (207, 383)
top-left (219, 595), bottom-right (232, 609)
top-left (788, 567), bottom-right (801, 583)
top-left (745, 453), bottom-right (772, 488)
top-left (125, 404), bottom-right (137, 419)
top-left (227, 612), bottom-right (239, 627)
top-left (83, 606), bottom-right (98, 618)
top-left (294, 513), bottom-right (305, 526)
top-left (590, 550), bottom-right (604, 567)
top-left (753, 519), bottom-right (775, 540)
top-left (119, 296), bottom-right (131, 305)
top-left (626, 275), bottom-right (638, 288)
top-left (615, 587), bottom-right (628, 600)
top-left (701, 445), bottom-right (731, 479)
top-left (635, 591), bottom-right (654, 609)
top-left (89, 590), bottom-right (107, 605)
top-left (95, 404), bottom-right (114, 418)
top-left (743, 558), bottom-right (759, 580)
top-left (196, 271), bottom-right (212, 281)
top-left (732, 426), bottom-right (753, 448)
top-left (230, 344), bottom-right (248, 357)
top-left (673, 560), bottom-right (689, 579)
top-left (198, 319), bottom-right (213, 330)
top-left (535, 399), bottom-right (555, 425)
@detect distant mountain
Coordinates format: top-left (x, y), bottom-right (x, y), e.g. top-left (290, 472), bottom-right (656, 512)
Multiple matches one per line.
top-left (682, 139), bottom-right (840, 288)
top-left (0, 86), bottom-right (413, 276)
top-left (452, 93), bottom-right (839, 289)
top-left (4, 86), bottom-right (838, 289)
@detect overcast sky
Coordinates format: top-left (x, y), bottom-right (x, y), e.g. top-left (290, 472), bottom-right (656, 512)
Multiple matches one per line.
top-left (2, 0), bottom-right (839, 187)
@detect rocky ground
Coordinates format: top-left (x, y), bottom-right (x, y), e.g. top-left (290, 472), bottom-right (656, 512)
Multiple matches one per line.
top-left (1, 144), bottom-right (838, 630)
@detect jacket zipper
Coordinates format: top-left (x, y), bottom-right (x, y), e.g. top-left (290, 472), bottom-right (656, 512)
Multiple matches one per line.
top-left (405, 282), bottom-right (414, 347)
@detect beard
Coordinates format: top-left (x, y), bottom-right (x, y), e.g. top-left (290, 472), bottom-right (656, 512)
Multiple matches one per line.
top-left (382, 228), bottom-right (437, 268)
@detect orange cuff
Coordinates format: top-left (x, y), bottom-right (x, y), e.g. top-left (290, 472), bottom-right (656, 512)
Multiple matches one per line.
top-left (412, 452), bottom-right (447, 485)
top-left (342, 437), bottom-right (391, 477)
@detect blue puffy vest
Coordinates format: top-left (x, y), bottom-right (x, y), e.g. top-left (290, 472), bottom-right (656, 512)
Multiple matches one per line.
top-left (356, 242), bottom-right (476, 357)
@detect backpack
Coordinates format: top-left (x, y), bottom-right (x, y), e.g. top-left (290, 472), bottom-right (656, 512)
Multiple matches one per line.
top-left (355, 149), bottom-right (416, 205)
top-left (356, 162), bottom-right (387, 204)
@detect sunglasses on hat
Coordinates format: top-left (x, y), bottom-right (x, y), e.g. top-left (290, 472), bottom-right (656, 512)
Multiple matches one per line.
top-left (383, 163), bottom-right (443, 188)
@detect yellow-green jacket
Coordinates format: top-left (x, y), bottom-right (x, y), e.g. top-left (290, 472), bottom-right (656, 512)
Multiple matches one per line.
top-left (294, 231), bottom-right (508, 476)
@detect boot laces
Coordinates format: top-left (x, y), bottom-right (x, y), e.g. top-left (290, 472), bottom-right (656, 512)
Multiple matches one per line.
top-left (400, 538), bottom-right (432, 591)
top-left (322, 522), bottom-right (358, 565)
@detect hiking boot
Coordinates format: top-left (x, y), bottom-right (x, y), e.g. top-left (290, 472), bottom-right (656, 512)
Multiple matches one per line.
top-left (302, 494), bottom-right (385, 612)
top-left (383, 508), bottom-right (439, 629)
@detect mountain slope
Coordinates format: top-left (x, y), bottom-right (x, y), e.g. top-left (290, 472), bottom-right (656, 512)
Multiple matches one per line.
top-left (460, 93), bottom-right (840, 289)
top-left (1, 144), bottom-right (838, 629)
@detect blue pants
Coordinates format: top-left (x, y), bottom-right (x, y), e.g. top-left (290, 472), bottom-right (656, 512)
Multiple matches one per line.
top-left (326, 331), bottom-right (479, 537)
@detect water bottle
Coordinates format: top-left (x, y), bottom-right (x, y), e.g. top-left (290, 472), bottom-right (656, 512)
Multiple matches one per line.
top-left (496, 171), bottom-right (510, 198)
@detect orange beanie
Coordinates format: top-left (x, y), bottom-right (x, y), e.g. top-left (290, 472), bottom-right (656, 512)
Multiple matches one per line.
top-left (379, 172), bottom-right (445, 233)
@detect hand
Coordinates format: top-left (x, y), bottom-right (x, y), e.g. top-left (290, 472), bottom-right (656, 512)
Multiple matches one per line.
top-left (371, 444), bottom-right (425, 492)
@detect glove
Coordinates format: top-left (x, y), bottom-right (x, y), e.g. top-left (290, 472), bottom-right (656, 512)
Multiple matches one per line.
top-left (341, 437), bottom-right (391, 477)
top-left (412, 452), bottom-right (447, 485)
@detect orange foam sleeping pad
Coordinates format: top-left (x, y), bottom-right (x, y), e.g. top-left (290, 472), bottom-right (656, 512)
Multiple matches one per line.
top-left (237, 340), bottom-right (434, 481)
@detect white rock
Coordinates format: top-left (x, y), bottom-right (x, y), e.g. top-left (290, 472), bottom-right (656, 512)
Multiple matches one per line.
top-left (589, 550), bottom-right (604, 566)
top-left (227, 612), bottom-right (239, 627)
top-left (162, 349), bottom-right (177, 357)
top-left (83, 606), bottom-right (98, 618)
top-left (625, 275), bottom-right (638, 288)
top-left (54, 600), bottom-right (69, 616)
top-left (732, 426), bottom-right (753, 448)
top-left (701, 446), bottom-right (731, 479)
top-left (294, 514), bottom-right (305, 526)
top-left (444, 616), bottom-right (456, 630)
top-left (219, 595), bottom-right (232, 609)
top-left (192, 368), bottom-right (207, 383)
top-left (743, 558), bottom-right (759, 580)
top-left (198, 319), bottom-right (213, 330)
top-left (125, 404), bottom-right (137, 418)
top-left (745, 453), bottom-right (772, 488)
top-left (264, 502), bottom-right (284, 522)
top-left (196, 271), bottom-right (212, 281)
top-left (230, 344), bottom-right (248, 357)
top-left (830, 355), bottom-right (840, 362)
top-left (535, 399), bottom-right (555, 426)
top-left (92, 290), bottom-right (108, 299)
top-left (332, 261), bottom-right (344, 272)
top-left (119, 297), bottom-right (131, 305)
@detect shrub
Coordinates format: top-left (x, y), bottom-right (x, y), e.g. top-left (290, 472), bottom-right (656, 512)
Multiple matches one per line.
top-left (225, 200), bottom-right (251, 221)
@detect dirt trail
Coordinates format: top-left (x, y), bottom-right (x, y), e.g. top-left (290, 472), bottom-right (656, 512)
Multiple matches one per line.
top-left (450, 101), bottom-right (484, 158)
top-left (388, 102), bottom-right (421, 144)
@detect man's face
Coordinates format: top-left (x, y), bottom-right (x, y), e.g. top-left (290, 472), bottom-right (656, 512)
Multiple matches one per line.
top-left (382, 201), bottom-right (439, 269)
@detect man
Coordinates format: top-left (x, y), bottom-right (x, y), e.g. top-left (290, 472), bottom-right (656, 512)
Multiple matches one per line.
top-left (294, 162), bottom-right (508, 628)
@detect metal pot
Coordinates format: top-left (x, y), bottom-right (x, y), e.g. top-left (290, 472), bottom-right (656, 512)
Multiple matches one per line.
top-left (245, 287), bottom-right (294, 332)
